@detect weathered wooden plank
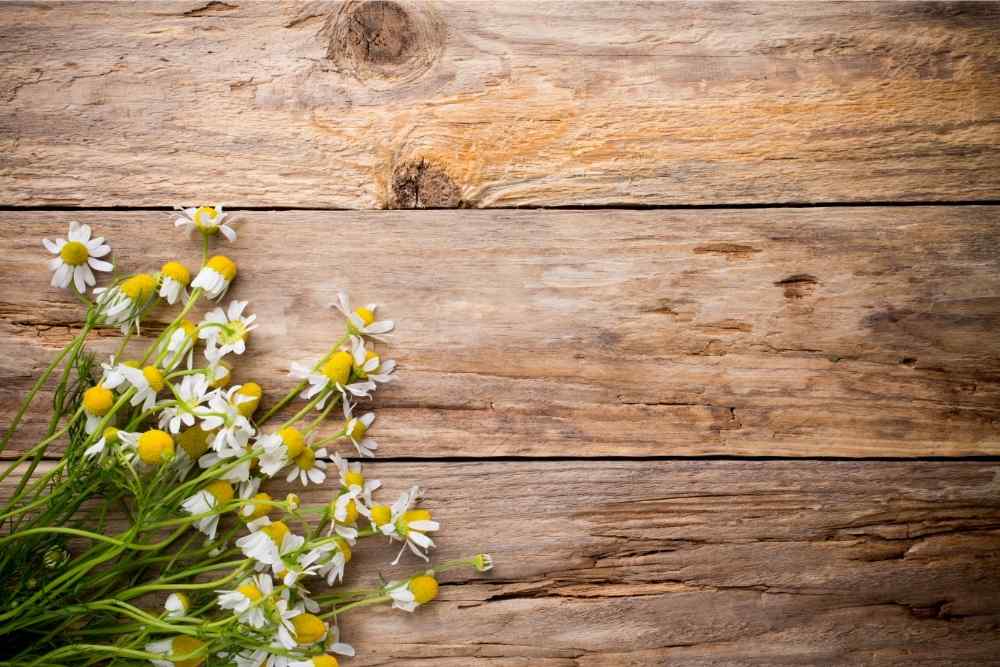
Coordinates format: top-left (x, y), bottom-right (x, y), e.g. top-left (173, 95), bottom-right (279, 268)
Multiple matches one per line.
top-left (1, 1), bottom-right (998, 207)
top-left (4, 460), bottom-right (1000, 664)
top-left (1, 208), bottom-right (998, 458)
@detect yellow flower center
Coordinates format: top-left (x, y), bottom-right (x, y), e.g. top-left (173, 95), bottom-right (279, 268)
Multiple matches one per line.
top-left (262, 520), bottom-right (289, 545)
top-left (205, 480), bottom-right (234, 505)
top-left (354, 350), bottom-right (380, 379)
top-left (312, 656), bottom-right (340, 667)
top-left (142, 365), bottom-right (164, 392)
top-left (161, 261), bottom-right (191, 285)
top-left (233, 382), bottom-right (262, 417)
top-left (409, 575), bottom-right (439, 605)
top-left (180, 319), bottom-right (198, 338)
top-left (82, 385), bottom-right (114, 416)
top-left (206, 255), bottom-right (237, 281)
top-left (329, 495), bottom-right (358, 525)
top-left (399, 508), bottom-right (432, 535)
top-left (237, 583), bottom-right (263, 602)
top-left (343, 470), bottom-right (364, 488)
top-left (320, 351), bottom-right (353, 386)
top-left (120, 273), bottom-right (157, 302)
top-left (137, 430), bottom-right (174, 465)
top-left (171, 636), bottom-right (206, 667)
top-left (170, 591), bottom-right (191, 611)
top-left (279, 427), bottom-right (305, 459)
top-left (291, 613), bottom-right (327, 645)
top-left (177, 426), bottom-right (211, 460)
top-left (370, 504), bottom-right (392, 526)
top-left (334, 536), bottom-right (352, 563)
top-left (210, 361), bottom-right (231, 388)
top-left (354, 307), bottom-right (375, 327)
top-left (295, 447), bottom-right (316, 471)
top-left (193, 206), bottom-right (220, 232)
top-left (102, 426), bottom-right (119, 443)
top-left (243, 492), bottom-right (272, 521)
top-left (59, 240), bottom-right (89, 266)
top-left (345, 418), bottom-right (367, 441)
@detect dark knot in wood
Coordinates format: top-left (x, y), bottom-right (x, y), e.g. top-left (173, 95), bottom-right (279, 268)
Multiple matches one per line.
top-left (389, 159), bottom-right (462, 209)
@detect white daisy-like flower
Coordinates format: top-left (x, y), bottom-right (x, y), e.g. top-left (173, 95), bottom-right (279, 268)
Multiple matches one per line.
top-left (257, 426), bottom-right (307, 478)
top-left (329, 454), bottom-right (379, 532)
top-left (203, 347), bottom-right (232, 388)
top-left (199, 300), bottom-right (257, 357)
top-left (81, 384), bottom-right (115, 435)
top-left (333, 290), bottom-right (394, 341)
top-left (175, 205), bottom-right (236, 241)
top-left (93, 273), bottom-right (159, 334)
top-left (164, 592), bottom-right (190, 619)
top-left (286, 445), bottom-right (328, 487)
top-left (289, 353), bottom-right (374, 410)
top-left (157, 320), bottom-right (198, 372)
top-left (117, 364), bottom-right (165, 412)
top-left (191, 255), bottom-right (237, 300)
top-left (83, 426), bottom-right (121, 460)
top-left (388, 574), bottom-right (439, 613)
top-left (145, 636), bottom-right (206, 667)
top-left (235, 519), bottom-right (304, 568)
top-left (216, 573), bottom-right (273, 628)
top-left (273, 598), bottom-right (306, 651)
top-left (158, 261), bottom-right (191, 305)
top-left (350, 336), bottom-right (397, 387)
top-left (380, 485), bottom-right (440, 565)
top-left (340, 402), bottom-right (378, 458)
top-left (181, 480), bottom-right (234, 539)
top-left (158, 374), bottom-right (211, 433)
top-left (200, 386), bottom-right (255, 452)
top-left (43, 221), bottom-right (112, 292)
top-left (98, 358), bottom-right (129, 390)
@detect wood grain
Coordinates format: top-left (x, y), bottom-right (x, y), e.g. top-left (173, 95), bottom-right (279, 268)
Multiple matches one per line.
top-left (1, 208), bottom-right (998, 459)
top-left (1, 1), bottom-right (999, 207)
top-left (4, 459), bottom-right (1000, 664)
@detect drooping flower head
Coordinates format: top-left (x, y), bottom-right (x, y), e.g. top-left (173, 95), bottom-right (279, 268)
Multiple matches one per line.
top-left (192, 255), bottom-right (237, 299)
top-left (175, 205), bottom-right (236, 241)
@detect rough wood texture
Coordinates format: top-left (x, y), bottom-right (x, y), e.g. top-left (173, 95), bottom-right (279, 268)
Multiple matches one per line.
top-left (1, 1), bottom-right (999, 208)
top-left (1, 208), bottom-right (998, 459)
top-left (4, 460), bottom-right (1000, 664)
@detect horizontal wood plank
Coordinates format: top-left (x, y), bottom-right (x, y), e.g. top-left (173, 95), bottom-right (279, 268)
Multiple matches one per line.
top-left (1, 1), bottom-right (999, 207)
top-left (1, 208), bottom-right (998, 458)
top-left (3, 460), bottom-right (1000, 664)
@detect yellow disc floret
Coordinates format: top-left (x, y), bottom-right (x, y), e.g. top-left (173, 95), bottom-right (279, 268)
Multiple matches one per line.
top-left (179, 319), bottom-right (198, 339)
top-left (345, 418), bottom-right (367, 441)
top-left (59, 241), bottom-right (89, 266)
top-left (102, 426), bottom-right (119, 443)
top-left (409, 575), bottom-right (439, 605)
top-left (82, 385), bottom-right (114, 416)
top-left (137, 430), bottom-right (174, 465)
top-left (243, 492), bottom-right (272, 521)
top-left (161, 261), bottom-right (191, 286)
top-left (177, 426), bottom-right (211, 460)
top-left (312, 656), bottom-right (340, 667)
top-left (399, 508), bottom-right (432, 535)
top-left (294, 447), bottom-right (316, 471)
top-left (204, 480), bottom-right (234, 505)
top-left (343, 470), bottom-right (364, 488)
top-left (209, 361), bottom-right (231, 388)
top-left (278, 427), bottom-right (305, 459)
top-left (206, 255), bottom-right (237, 281)
top-left (142, 365), bottom-right (165, 392)
top-left (193, 206), bottom-right (220, 233)
top-left (291, 612), bottom-right (327, 645)
top-left (354, 350), bottom-right (380, 379)
top-left (233, 382), bottom-right (262, 417)
top-left (334, 536), bottom-right (352, 563)
top-left (262, 520), bottom-right (290, 545)
top-left (120, 273), bottom-right (157, 302)
top-left (329, 494), bottom-right (358, 525)
top-left (170, 635), bottom-right (206, 667)
top-left (354, 307), bottom-right (375, 327)
top-left (237, 583), bottom-right (263, 602)
top-left (370, 504), bottom-right (392, 526)
top-left (320, 351), bottom-right (353, 387)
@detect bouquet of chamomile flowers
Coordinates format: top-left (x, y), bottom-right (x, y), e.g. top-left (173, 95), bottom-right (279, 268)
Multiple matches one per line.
top-left (0, 207), bottom-right (492, 667)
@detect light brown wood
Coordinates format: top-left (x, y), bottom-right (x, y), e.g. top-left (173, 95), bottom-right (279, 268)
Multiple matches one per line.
top-left (4, 459), bottom-right (1000, 664)
top-left (1, 208), bottom-right (998, 458)
top-left (1, 1), bottom-right (999, 207)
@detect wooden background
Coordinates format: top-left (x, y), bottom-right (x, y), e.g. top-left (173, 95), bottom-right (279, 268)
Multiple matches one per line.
top-left (2, 1), bottom-right (1000, 664)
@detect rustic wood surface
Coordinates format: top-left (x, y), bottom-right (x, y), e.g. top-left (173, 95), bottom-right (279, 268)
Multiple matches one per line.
top-left (3, 460), bottom-right (1000, 665)
top-left (1, 1), bottom-right (999, 207)
top-left (0, 209), bottom-right (998, 459)
top-left (2, 0), bottom-right (1000, 664)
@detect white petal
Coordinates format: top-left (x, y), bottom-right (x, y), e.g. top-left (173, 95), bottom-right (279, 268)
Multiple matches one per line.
top-left (88, 257), bottom-right (113, 272)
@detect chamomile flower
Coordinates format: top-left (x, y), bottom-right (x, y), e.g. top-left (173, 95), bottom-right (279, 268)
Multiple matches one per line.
top-left (164, 592), bottom-right (190, 619)
top-left (199, 300), bottom-right (256, 357)
top-left (136, 429), bottom-right (175, 466)
top-left (94, 273), bottom-right (158, 333)
top-left (43, 221), bottom-right (112, 292)
top-left (175, 205), bottom-right (236, 241)
top-left (99, 358), bottom-right (130, 390)
top-left (258, 427), bottom-right (306, 477)
top-left (81, 385), bottom-right (115, 434)
top-left (310, 537), bottom-right (352, 586)
top-left (158, 261), bottom-right (191, 305)
top-left (289, 656), bottom-right (342, 667)
top-left (377, 485), bottom-right (440, 564)
top-left (200, 385), bottom-right (255, 452)
top-left (117, 364), bottom-right (165, 411)
top-left (157, 319), bottom-right (198, 371)
top-left (387, 574), bottom-right (439, 613)
top-left (204, 348), bottom-right (232, 388)
top-left (273, 599), bottom-right (306, 650)
top-left (287, 612), bottom-right (328, 649)
top-left (238, 478), bottom-right (272, 525)
top-left (286, 443), bottom-right (328, 487)
top-left (231, 382), bottom-right (263, 418)
top-left (350, 337), bottom-right (396, 386)
top-left (235, 519), bottom-right (304, 567)
top-left (146, 636), bottom-right (206, 667)
top-left (340, 403), bottom-right (378, 458)
top-left (181, 479), bottom-right (235, 539)
top-left (334, 290), bottom-right (394, 340)
top-left (290, 351), bottom-right (374, 409)
top-left (328, 454), bottom-right (379, 536)
top-left (216, 573), bottom-right (273, 628)
top-left (191, 255), bottom-right (237, 300)
top-left (158, 374), bottom-right (211, 433)
top-left (83, 426), bottom-right (121, 460)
